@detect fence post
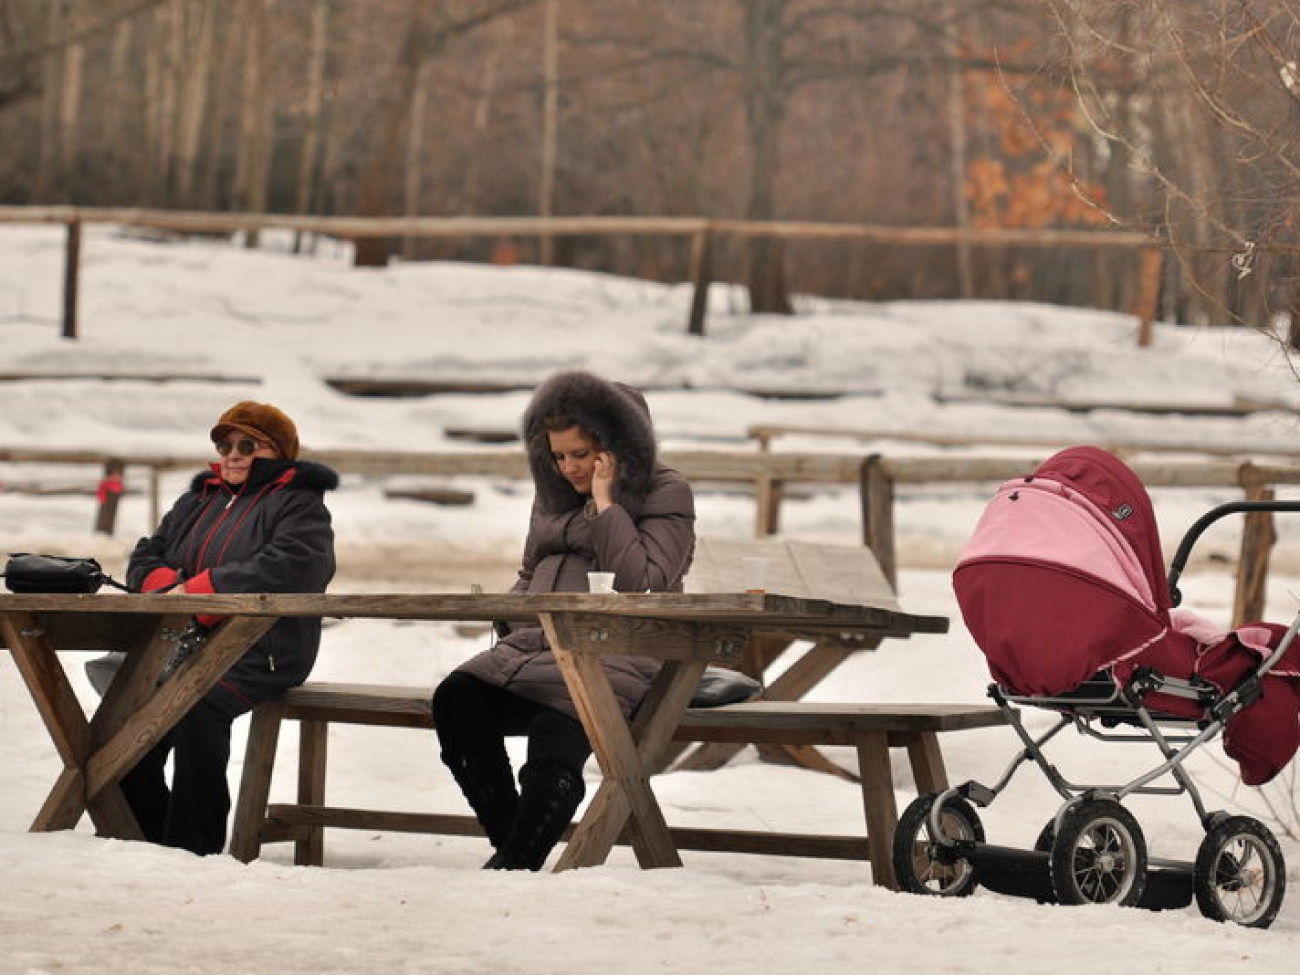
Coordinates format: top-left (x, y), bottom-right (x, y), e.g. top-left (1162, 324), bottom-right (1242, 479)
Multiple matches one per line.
top-left (1133, 245), bottom-right (1163, 348)
top-left (859, 454), bottom-right (897, 590)
top-left (1232, 463), bottom-right (1275, 627)
top-left (148, 466), bottom-right (162, 529)
top-left (62, 220), bottom-right (82, 340)
top-left (753, 473), bottom-right (783, 538)
top-left (94, 458), bottom-right (125, 535)
top-left (687, 227), bottom-right (713, 336)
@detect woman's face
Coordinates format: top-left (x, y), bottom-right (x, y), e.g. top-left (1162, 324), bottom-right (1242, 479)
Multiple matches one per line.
top-left (214, 433), bottom-right (280, 485)
top-left (548, 425), bottom-right (599, 495)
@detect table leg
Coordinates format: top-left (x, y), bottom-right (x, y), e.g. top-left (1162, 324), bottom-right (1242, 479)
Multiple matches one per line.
top-left (85, 615), bottom-right (275, 803)
top-left (541, 613), bottom-right (706, 870)
top-left (0, 610), bottom-right (142, 837)
top-left (90, 614), bottom-right (194, 742)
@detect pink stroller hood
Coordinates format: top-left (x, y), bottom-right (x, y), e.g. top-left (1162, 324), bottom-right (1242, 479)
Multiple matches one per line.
top-left (953, 447), bottom-right (1176, 695)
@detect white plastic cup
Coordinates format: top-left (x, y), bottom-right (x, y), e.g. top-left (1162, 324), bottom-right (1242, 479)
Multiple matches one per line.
top-left (587, 571), bottom-right (616, 593)
top-left (741, 556), bottom-right (769, 594)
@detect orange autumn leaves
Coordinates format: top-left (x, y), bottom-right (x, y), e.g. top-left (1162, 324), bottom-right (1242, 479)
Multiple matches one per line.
top-left (963, 56), bottom-right (1112, 230)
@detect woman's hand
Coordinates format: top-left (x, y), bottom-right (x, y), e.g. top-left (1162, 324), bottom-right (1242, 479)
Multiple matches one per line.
top-left (591, 451), bottom-right (617, 512)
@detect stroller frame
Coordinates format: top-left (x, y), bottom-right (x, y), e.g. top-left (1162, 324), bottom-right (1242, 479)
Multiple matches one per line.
top-left (894, 499), bottom-right (1299, 929)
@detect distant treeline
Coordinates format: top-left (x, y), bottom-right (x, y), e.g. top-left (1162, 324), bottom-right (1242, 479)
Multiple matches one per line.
top-left (2, 0), bottom-right (1297, 329)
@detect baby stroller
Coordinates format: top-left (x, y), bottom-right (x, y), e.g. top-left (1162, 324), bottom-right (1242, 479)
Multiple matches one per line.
top-left (892, 446), bottom-right (1300, 928)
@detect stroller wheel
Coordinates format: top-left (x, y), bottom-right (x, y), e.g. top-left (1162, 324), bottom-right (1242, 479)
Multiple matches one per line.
top-left (891, 793), bottom-right (984, 897)
top-left (1193, 816), bottom-right (1286, 928)
top-left (1050, 798), bottom-right (1147, 907)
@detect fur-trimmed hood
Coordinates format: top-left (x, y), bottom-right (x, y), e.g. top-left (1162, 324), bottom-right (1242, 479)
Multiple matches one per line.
top-left (524, 371), bottom-right (657, 516)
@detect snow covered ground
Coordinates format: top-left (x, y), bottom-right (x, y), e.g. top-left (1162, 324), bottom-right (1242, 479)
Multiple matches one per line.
top-left (3, 223), bottom-right (1300, 972)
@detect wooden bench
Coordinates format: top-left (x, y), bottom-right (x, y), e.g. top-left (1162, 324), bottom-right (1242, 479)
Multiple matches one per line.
top-left (228, 681), bottom-right (1006, 887)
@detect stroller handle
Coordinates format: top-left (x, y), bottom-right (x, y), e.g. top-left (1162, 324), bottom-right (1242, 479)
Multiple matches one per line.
top-left (1168, 499), bottom-right (1300, 606)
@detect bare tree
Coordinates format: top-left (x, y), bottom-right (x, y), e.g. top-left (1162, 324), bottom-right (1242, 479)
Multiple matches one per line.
top-left (295, 0), bottom-right (331, 222)
top-left (1040, 0), bottom-right (1300, 331)
top-left (571, 0), bottom-right (1017, 312)
top-left (350, 0), bottom-right (540, 266)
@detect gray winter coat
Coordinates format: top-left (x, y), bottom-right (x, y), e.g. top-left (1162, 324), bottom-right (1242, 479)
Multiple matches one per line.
top-left (455, 371), bottom-right (696, 718)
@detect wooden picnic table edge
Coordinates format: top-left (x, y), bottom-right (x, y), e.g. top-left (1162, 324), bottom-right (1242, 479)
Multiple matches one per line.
top-left (0, 591), bottom-right (947, 633)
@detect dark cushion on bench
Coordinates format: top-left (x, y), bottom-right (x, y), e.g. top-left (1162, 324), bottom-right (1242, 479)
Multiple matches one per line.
top-left (690, 666), bottom-right (762, 707)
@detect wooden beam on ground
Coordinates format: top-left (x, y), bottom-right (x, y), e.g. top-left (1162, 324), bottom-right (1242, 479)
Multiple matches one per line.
top-left (0, 372), bottom-right (260, 384)
top-left (325, 378), bottom-right (533, 397)
top-left (384, 486), bottom-right (475, 506)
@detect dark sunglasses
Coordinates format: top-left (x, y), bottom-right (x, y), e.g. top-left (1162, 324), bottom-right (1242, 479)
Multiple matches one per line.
top-left (214, 437), bottom-right (272, 457)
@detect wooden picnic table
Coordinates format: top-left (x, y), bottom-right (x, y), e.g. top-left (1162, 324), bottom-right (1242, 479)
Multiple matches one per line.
top-left (671, 537), bottom-right (904, 777)
top-left (0, 590), bottom-right (947, 870)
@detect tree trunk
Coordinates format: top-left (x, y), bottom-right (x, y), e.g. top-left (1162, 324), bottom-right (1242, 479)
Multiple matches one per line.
top-left (741, 0), bottom-right (792, 315)
top-left (57, 0), bottom-right (85, 177)
top-left (104, 17), bottom-right (134, 200)
top-left (946, 2), bottom-right (972, 298)
top-left (401, 60), bottom-right (431, 260)
top-left (538, 0), bottom-right (559, 265)
top-left (457, 18), bottom-right (507, 213)
top-left (353, 0), bottom-right (426, 267)
top-left (173, 0), bottom-right (214, 205)
top-left (153, 2), bottom-right (179, 199)
top-left (37, 1), bottom-right (65, 197)
top-left (295, 0), bottom-right (331, 230)
top-left (140, 6), bottom-right (166, 202)
top-left (234, 0), bottom-right (271, 245)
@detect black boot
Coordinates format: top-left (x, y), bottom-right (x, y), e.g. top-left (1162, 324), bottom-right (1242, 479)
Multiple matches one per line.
top-left (443, 750), bottom-right (519, 862)
top-left (491, 760), bottom-right (585, 872)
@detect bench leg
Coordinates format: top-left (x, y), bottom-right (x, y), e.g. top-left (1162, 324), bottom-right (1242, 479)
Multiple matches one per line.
top-left (295, 718), bottom-right (328, 867)
top-left (905, 731), bottom-right (949, 794)
top-left (854, 730), bottom-right (898, 889)
top-left (230, 705), bottom-right (283, 863)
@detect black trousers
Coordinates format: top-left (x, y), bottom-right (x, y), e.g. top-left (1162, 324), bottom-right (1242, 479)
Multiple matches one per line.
top-left (118, 695), bottom-right (237, 856)
top-left (432, 671), bottom-right (592, 777)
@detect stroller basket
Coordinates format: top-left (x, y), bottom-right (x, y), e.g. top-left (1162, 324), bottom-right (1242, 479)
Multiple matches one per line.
top-left (893, 446), bottom-right (1297, 929)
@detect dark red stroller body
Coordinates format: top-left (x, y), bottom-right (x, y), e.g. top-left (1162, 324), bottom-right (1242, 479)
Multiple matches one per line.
top-left (893, 446), bottom-right (1297, 928)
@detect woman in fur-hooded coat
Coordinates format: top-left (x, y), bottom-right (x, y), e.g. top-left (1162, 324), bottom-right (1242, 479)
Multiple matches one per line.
top-left (456, 370), bottom-right (696, 714)
top-left (433, 370), bottom-right (695, 870)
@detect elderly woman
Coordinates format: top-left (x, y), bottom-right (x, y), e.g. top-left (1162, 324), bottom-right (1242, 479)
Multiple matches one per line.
top-left (433, 371), bottom-right (696, 870)
top-left (120, 401), bottom-right (337, 855)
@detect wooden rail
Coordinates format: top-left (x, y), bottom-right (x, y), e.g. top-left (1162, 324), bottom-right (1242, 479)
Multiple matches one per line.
top-left (4, 445), bottom-right (1298, 622)
top-left (0, 205), bottom-right (1162, 342)
top-left (0, 445), bottom-right (863, 536)
top-left (748, 423), bottom-right (1300, 461)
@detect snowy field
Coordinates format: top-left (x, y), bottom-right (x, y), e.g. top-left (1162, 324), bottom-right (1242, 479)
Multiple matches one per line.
top-left (3, 223), bottom-right (1300, 972)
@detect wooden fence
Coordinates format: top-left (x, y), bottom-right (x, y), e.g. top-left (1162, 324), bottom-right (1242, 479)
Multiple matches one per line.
top-left (3, 444), bottom-right (1298, 626)
top-left (0, 445), bottom-right (862, 537)
top-left (0, 205), bottom-right (1162, 344)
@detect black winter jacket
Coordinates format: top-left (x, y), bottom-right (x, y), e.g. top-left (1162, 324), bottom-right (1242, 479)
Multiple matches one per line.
top-left (126, 457), bottom-right (338, 712)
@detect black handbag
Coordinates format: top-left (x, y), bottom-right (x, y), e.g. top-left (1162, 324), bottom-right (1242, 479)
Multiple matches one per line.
top-left (2, 553), bottom-right (130, 594)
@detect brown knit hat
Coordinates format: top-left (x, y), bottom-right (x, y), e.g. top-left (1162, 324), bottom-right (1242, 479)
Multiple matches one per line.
top-left (210, 401), bottom-right (300, 460)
